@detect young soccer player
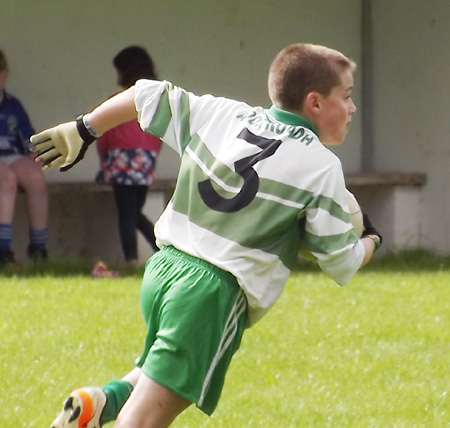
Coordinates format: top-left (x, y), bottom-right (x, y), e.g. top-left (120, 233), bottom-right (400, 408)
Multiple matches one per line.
top-left (30, 43), bottom-right (382, 428)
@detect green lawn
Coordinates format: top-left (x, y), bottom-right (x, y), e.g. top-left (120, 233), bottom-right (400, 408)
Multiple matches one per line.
top-left (1, 253), bottom-right (450, 427)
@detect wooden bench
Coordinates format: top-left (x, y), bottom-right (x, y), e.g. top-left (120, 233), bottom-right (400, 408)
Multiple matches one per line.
top-left (345, 172), bottom-right (427, 254)
top-left (345, 172), bottom-right (426, 188)
top-left (47, 178), bottom-right (176, 202)
top-left (12, 178), bottom-right (177, 263)
top-left (12, 172), bottom-right (426, 262)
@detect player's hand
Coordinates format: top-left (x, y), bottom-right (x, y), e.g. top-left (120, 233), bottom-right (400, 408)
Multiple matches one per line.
top-left (29, 115), bottom-right (98, 171)
top-left (30, 121), bottom-right (82, 170)
top-left (362, 213), bottom-right (383, 249)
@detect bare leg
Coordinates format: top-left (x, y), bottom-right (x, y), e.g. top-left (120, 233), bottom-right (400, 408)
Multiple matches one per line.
top-left (113, 372), bottom-right (191, 428)
top-left (10, 156), bottom-right (48, 230)
top-left (122, 366), bottom-right (143, 386)
top-left (0, 160), bottom-right (18, 224)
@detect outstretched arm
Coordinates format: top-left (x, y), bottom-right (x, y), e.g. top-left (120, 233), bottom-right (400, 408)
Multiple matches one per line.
top-left (30, 87), bottom-right (137, 171)
top-left (86, 86), bottom-right (137, 134)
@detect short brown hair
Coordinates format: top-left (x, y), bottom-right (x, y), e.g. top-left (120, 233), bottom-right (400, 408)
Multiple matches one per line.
top-left (0, 50), bottom-right (8, 72)
top-left (268, 43), bottom-right (356, 111)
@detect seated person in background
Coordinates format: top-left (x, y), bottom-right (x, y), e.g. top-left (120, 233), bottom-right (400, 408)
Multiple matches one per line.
top-left (96, 46), bottom-right (162, 265)
top-left (0, 49), bottom-right (48, 267)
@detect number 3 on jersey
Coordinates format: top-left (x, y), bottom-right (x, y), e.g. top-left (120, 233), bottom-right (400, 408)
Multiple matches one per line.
top-left (198, 128), bottom-right (282, 213)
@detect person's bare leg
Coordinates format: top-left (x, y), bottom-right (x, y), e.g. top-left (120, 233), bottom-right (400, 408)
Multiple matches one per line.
top-left (0, 161), bottom-right (17, 224)
top-left (113, 372), bottom-right (191, 428)
top-left (10, 156), bottom-right (48, 229)
top-left (122, 366), bottom-right (143, 387)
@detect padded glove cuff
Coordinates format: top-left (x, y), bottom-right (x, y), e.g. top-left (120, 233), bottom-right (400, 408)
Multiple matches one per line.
top-left (76, 114), bottom-right (101, 143)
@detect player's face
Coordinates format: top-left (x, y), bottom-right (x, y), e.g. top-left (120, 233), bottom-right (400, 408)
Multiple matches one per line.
top-left (315, 69), bottom-right (356, 146)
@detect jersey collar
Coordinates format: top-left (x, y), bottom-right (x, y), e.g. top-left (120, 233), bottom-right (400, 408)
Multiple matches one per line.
top-left (268, 105), bottom-right (318, 136)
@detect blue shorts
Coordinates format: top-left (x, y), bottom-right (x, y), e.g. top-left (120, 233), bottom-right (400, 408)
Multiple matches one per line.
top-left (0, 154), bottom-right (23, 165)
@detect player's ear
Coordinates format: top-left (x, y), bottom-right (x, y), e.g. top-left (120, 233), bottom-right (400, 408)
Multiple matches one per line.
top-left (304, 92), bottom-right (322, 115)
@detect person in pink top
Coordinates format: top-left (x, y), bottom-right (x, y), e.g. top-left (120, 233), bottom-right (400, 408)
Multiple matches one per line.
top-left (96, 46), bottom-right (162, 265)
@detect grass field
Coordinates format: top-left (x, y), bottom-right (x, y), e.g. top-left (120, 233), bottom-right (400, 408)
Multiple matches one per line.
top-left (1, 252), bottom-right (450, 427)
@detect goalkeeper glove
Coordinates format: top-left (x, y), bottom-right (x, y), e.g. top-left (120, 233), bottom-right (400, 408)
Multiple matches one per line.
top-left (29, 114), bottom-right (101, 171)
top-left (362, 213), bottom-right (383, 251)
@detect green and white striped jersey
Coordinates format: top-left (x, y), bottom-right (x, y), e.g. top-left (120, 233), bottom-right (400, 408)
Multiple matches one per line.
top-left (135, 80), bottom-right (364, 326)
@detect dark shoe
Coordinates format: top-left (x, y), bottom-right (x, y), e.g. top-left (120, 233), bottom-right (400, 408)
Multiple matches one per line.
top-left (0, 248), bottom-right (18, 269)
top-left (27, 245), bottom-right (48, 262)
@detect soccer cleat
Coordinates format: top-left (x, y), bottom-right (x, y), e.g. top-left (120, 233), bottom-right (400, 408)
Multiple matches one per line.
top-left (50, 386), bottom-right (106, 428)
top-left (0, 248), bottom-right (19, 270)
top-left (27, 245), bottom-right (48, 262)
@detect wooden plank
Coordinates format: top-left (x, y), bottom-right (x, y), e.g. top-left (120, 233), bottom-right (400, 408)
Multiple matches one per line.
top-left (345, 172), bottom-right (426, 187)
top-left (46, 173), bottom-right (426, 194)
top-left (47, 178), bottom-right (177, 194)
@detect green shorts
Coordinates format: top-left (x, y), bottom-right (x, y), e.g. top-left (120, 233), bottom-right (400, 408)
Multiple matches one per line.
top-left (135, 246), bottom-right (248, 415)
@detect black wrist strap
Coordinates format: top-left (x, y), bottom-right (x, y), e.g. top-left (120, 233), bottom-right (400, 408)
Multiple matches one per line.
top-left (76, 115), bottom-right (98, 145)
